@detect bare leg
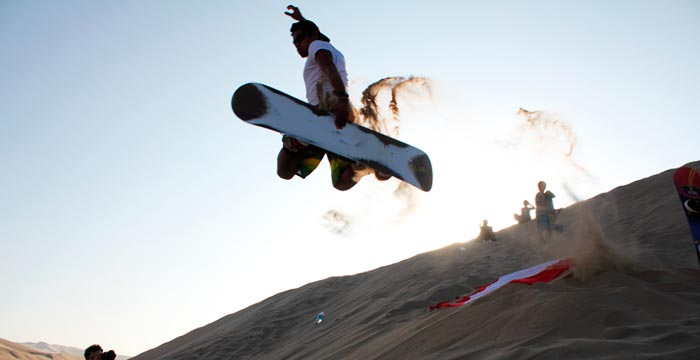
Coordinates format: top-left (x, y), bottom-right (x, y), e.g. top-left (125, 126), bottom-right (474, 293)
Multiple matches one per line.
top-left (277, 148), bottom-right (302, 180)
top-left (333, 167), bottom-right (359, 191)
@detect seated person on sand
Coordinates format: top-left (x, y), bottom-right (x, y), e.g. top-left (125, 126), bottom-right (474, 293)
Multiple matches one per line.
top-left (479, 219), bottom-right (496, 241)
top-left (514, 200), bottom-right (535, 224)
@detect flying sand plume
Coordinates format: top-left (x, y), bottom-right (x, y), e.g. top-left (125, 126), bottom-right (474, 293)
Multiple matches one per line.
top-left (394, 182), bottom-right (419, 217)
top-left (540, 203), bottom-right (640, 281)
top-left (358, 76), bottom-right (433, 136)
top-left (358, 76), bottom-right (433, 209)
top-left (517, 107), bottom-right (578, 157)
top-left (517, 107), bottom-right (595, 201)
top-left (324, 76), bottom-right (434, 234)
top-left (323, 210), bottom-right (350, 234)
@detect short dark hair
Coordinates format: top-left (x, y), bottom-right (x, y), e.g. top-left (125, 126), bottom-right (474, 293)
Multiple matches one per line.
top-left (290, 20), bottom-right (330, 42)
top-left (84, 344), bottom-right (102, 359)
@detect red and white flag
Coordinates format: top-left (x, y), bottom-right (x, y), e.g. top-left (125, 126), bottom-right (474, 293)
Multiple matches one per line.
top-left (429, 258), bottom-right (573, 310)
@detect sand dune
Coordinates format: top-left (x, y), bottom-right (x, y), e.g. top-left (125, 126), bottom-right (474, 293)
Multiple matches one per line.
top-left (131, 161), bottom-right (700, 360)
top-left (0, 338), bottom-right (82, 360)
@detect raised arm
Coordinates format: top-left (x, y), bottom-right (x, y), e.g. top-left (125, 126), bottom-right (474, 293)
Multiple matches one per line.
top-left (284, 5), bottom-right (306, 21)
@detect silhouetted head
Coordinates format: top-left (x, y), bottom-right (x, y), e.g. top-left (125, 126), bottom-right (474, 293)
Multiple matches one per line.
top-left (84, 345), bottom-right (102, 360)
top-left (290, 20), bottom-right (330, 58)
top-left (537, 181), bottom-right (546, 191)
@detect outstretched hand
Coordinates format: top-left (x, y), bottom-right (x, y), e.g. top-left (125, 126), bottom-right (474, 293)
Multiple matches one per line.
top-left (334, 98), bottom-right (350, 129)
top-left (285, 5), bottom-right (306, 21)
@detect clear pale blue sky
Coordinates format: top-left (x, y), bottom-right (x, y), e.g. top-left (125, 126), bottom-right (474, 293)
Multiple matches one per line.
top-left (1, 0), bottom-right (698, 356)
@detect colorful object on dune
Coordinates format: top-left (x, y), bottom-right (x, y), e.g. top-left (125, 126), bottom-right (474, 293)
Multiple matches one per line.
top-left (673, 166), bottom-right (700, 266)
top-left (429, 258), bottom-right (573, 311)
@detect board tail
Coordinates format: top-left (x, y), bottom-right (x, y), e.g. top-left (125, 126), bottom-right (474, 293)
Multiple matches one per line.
top-left (232, 83), bottom-right (268, 121)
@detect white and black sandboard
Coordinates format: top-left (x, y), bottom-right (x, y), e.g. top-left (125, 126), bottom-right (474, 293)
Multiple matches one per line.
top-left (231, 83), bottom-right (432, 191)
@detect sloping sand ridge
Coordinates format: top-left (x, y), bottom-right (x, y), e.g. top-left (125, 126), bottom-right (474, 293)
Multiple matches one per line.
top-left (132, 162), bottom-right (700, 360)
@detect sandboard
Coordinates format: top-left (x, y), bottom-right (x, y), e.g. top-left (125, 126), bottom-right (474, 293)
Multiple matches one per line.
top-left (673, 165), bottom-right (700, 266)
top-left (231, 83), bottom-right (432, 191)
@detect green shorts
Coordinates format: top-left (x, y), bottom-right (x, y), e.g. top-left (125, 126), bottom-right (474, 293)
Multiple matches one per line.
top-left (284, 141), bottom-right (353, 186)
top-left (284, 94), bottom-right (356, 185)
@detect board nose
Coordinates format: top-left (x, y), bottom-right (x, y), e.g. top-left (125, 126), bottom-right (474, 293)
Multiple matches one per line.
top-left (232, 83), bottom-right (268, 121)
top-left (410, 153), bottom-right (433, 191)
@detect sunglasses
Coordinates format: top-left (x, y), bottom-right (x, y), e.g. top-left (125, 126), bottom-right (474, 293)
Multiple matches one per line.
top-left (293, 33), bottom-right (307, 45)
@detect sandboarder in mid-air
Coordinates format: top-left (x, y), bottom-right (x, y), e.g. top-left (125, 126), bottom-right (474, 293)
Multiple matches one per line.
top-left (277, 5), bottom-right (389, 191)
top-left (231, 6), bottom-right (433, 192)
